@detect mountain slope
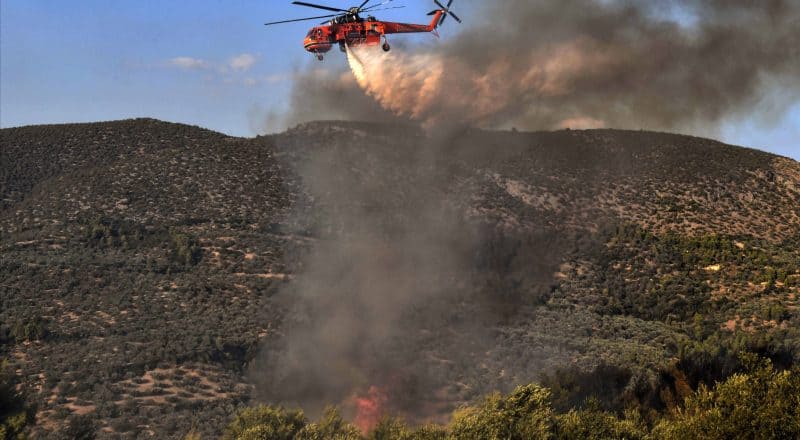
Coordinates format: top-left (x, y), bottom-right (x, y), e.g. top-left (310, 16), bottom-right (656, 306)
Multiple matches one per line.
top-left (1, 119), bottom-right (798, 438)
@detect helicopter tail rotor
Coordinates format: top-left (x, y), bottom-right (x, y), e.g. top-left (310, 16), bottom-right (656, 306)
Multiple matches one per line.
top-left (428, 0), bottom-right (461, 27)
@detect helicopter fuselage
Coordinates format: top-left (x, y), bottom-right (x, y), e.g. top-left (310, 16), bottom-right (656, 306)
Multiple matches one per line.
top-left (303, 10), bottom-right (443, 57)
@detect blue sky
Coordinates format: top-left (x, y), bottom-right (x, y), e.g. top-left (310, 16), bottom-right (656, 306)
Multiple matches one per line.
top-left (1, 0), bottom-right (797, 160)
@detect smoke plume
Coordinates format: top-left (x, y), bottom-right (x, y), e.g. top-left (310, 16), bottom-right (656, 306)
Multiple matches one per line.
top-left (287, 0), bottom-right (800, 133)
top-left (249, 118), bottom-right (578, 426)
top-left (250, 0), bottom-right (800, 428)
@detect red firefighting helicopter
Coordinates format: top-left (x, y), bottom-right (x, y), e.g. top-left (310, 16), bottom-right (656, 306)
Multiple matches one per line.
top-left (265, 0), bottom-right (461, 60)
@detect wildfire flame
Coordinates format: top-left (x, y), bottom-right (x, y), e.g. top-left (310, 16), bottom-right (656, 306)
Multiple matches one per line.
top-left (354, 385), bottom-right (388, 433)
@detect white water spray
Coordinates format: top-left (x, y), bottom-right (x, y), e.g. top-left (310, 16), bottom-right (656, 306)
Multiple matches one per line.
top-left (344, 43), bottom-right (608, 130)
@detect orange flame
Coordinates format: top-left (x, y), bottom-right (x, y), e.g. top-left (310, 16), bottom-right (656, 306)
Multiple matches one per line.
top-left (354, 385), bottom-right (388, 433)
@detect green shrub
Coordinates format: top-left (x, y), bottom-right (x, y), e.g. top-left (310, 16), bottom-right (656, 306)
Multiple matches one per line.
top-left (222, 361), bottom-right (800, 440)
top-left (170, 228), bottom-right (202, 265)
top-left (54, 414), bottom-right (96, 440)
top-left (299, 407), bottom-right (361, 440)
top-left (555, 405), bottom-right (646, 440)
top-left (223, 405), bottom-right (306, 440)
top-left (10, 318), bottom-right (49, 342)
top-left (449, 384), bottom-right (554, 440)
top-left (652, 360), bottom-right (800, 439)
top-left (368, 417), bottom-right (412, 440)
top-left (1, 359), bottom-right (32, 440)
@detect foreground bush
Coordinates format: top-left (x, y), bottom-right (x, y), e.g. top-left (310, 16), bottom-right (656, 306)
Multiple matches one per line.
top-left (653, 359), bottom-right (800, 440)
top-left (449, 384), bottom-right (553, 439)
top-left (224, 406), bottom-right (307, 440)
top-left (224, 406), bottom-right (360, 440)
top-left (555, 404), bottom-right (646, 440)
top-left (222, 361), bottom-right (800, 440)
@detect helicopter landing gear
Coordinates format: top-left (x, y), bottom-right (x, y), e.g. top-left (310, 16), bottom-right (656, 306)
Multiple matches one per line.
top-left (339, 41), bottom-right (347, 53)
top-left (317, 54), bottom-right (324, 61)
top-left (382, 41), bottom-right (391, 52)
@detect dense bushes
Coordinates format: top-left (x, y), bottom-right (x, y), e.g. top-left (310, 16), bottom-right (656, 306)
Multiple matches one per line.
top-left (86, 216), bottom-right (147, 249)
top-left (593, 225), bottom-right (800, 323)
top-left (449, 384), bottom-right (553, 439)
top-left (555, 405), bottom-right (646, 440)
top-left (223, 407), bottom-right (361, 440)
top-left (9, 318), bottom-right (49, 343)
top-left (221, 360), bottom-right (800, 440)
top-left (1, 359), bottom-right (33, 440)
top-left (170, 228), bottom-right (202, 266)
top-left (653, 359), bottom-right (800, 439)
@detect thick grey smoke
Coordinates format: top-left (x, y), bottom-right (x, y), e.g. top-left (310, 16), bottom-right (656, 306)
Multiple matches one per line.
top-left (285, 0), bottom-right (800, 133)
top-left (282, 67), bottom-right (397, 125)
top-left (251, 132), bottom-right (467, 422)
top-left (249, 0), bottom-right (800, 427)
top-left (249, 126), bottom-right (570, 426)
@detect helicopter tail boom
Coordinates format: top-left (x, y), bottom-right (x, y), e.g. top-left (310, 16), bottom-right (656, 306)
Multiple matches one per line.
top-left (428, 10), bottom-right (445, 31)
top-left (381, 10), bottom-right (443, 34)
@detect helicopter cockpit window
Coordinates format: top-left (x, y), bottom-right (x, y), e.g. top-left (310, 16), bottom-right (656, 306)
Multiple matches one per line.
top-left (307, 29), bottom-right (319, 40)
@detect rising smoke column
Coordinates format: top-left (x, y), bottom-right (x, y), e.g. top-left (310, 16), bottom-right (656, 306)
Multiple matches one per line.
top-left (290, 0), bottom-right (800, 133)
top-left (251, 0), bottom-right (800, 428)
top-left (248, 127), bottom-right (505, 427)
top-left (249, 122), bottom-right (573, 427)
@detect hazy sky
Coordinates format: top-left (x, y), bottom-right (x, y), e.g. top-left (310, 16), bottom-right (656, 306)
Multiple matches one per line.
top-left (1, 0), bottom-right (797, 160)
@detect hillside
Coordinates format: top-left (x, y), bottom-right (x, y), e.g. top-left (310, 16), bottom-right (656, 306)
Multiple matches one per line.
top-left (1, 119), bottom-right (799, 438)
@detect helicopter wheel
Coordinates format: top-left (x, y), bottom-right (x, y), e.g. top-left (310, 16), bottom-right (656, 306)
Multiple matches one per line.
top-left (382, 42), bottom-right (390, 52)
top-left (317, 54), bottom-right (324, 61)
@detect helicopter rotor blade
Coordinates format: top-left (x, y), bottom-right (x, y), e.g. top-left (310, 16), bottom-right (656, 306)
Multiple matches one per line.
top-left (359, 0), bottom-right (371, 10)
top-left (431, 0), bottom-right (461, 27)
top-left (362, 0), bottom-right (395, 12)
top-left (265, 12), bottom-right (340, 26)
top-left (362, 5), bottom-right (405, 13)
top-left (291, 1), bottom-right (348, 13)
